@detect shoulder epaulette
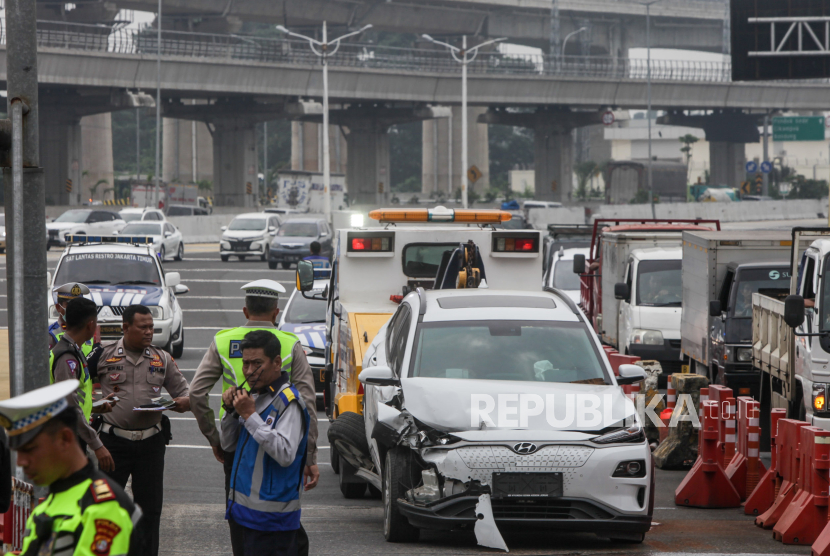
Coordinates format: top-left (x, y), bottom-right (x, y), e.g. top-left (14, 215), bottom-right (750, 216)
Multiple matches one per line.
top-left (90, 478), bottom-right (116, 503)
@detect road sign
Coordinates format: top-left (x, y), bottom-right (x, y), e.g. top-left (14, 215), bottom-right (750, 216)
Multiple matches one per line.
top-left (760, 161), bottom-right (772, 174)
top-left (745, 161), bottom-right (758, 173)
top-left (467, 165), bottom-right (483, 184)
top-left (602, 111), bottom-right (615, 126)
top-left (773, 117), bottom-right (826, 142)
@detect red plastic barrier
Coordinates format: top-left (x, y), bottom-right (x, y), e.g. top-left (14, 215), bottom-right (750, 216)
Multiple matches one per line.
top-left (745, 408), bottom-right (786, 515)
top-left (697, 387), bottom-right (709, 457)
top-left (675, 400), bottom-right (741, 508)
top-left (757, 419), bottom-right (809, 528)
top-left (708, 385), bottom-right (736, 469)
top-left (774, 426), bottom-right (830, 545)
top-left (726, 397), bottom-right (767, 501)
top-left (2, 478), bottom-right (35, 551)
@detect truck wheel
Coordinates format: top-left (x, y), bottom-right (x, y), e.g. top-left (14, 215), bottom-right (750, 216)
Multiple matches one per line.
top-left (338, 456), bottom-right (367, 499)
top-left (281, 262), bottom-right (292, 269)
top-left (268, 261), bottom-right (277, 270)
top-left (331, 445), bottom-right (340, 475)
top-left (221, 255), bottom-right (229, 262)
top-left (327, 412), bottom-right (372, 470)
top-left (383, 448), bottom-right (420, 543)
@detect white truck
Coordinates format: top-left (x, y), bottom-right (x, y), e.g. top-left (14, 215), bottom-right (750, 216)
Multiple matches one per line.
top-left (130, 183), bottom-right (211, 213)
top-left (752, 228), bottom-right (830, 435)
top-left (275, 171), bottom-right (347, 213)
top-left (680, 231), bottom-right (803, 400)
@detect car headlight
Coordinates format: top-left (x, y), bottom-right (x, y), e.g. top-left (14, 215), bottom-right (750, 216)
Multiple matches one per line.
top-left (736, 347), bottom-right (752, 362)
top-left (250, 241), bottom-right (261, 249)
top-left (593, 423), bottom-right (645, 445)
top-left (148, 306), bottom-right (163, 319)
top-left (221, 241), bottom-right (231, 249)
top-left (813, 384), bottom-right (829, 414)
top-left (612, 459), bottom-right (647, 478)
top-left (631, 329), bottom-right (663, 346)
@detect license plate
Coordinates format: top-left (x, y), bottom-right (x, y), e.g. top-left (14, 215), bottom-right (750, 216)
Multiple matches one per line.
top-left (491, 472), bottom-right (563, 499)
top-left (285, 255), bottom-right (298, 262)
top-left (233, 245), bottom-right (248, 251)
top-left (100, 325), bottom-right (123, 335)
top-left (682, 364), bottom-right (690, 374)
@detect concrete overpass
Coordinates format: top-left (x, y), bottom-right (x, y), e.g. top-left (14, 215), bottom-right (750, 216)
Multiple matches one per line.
top-left (11, 20), bottom-right (823, 205)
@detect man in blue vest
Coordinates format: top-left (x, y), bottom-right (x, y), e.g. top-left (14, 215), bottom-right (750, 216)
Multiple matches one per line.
top-left (222, 330), bottom-right (309, 556)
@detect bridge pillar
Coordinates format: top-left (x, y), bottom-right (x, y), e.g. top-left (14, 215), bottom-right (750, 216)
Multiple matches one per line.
top-left (422, 106), bottom-right (489, 197)
top-left (290, 121), bottom-right (348, 174)
top-left (479, 108), bottom-right (604, 202)
top-left (344, 120), bottom-right (391, 206)
top-left (212, 120), bottom-right (258, 207)
top-left (80, 113), bottom-right (115, 203)
top-left (658, 110), bottom-right (760, 188)
top-left (162, 116), bottom-right (214, 184)
top-left (39, 115), bottom-right (83, 206)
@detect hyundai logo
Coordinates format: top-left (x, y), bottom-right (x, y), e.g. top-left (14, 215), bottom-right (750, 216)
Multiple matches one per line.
top-left (512, 442), bottom-right (538, 455)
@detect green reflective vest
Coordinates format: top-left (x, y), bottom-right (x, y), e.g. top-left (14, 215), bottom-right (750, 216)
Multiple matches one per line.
top-left (214, 326), bottom-right (299, 418)
top-left (12, 465), bottom-right (140, 556)
top-left (52, 328), bottom-right (95, 358)
top-left (50, 338), bottom-right (93, 421)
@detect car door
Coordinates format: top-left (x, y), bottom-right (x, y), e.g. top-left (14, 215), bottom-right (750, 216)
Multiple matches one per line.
top-left (163, 223), bottom-right (177, 251)
top-left (86, 211), bottom-right (106, 234)
top-left (797, 251), bottom-right (820, 408)
top-left (320, 221), bottom-right (333, 256)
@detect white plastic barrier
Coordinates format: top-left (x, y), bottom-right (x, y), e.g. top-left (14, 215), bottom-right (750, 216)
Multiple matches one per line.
top-left (168, 214), bottom-right (236, 243)
top-left (592, 199), bottom-right (826, 223)
top-left (526, 207), bottom-right (587, 229)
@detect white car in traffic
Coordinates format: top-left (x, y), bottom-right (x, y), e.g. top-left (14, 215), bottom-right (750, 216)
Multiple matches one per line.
top-left (119, 208), bottom-right (166, 223)
top-left (46, 209), bottom-right (126, 249)
top-left (48, 237), bottom-right (189, 356)
top-left (545, 247), bottom-right (590, 303)
top-left (119, 221), bottom-right (184, 261)
top-left (336, 288), bottom-right (652, 546)
top-left (220, 213), bottom-right (281, 262)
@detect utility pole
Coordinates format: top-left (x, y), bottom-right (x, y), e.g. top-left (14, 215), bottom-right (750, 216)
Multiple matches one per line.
top-left (4, 0), bottom-right (49, 395)
top-left (136, 108), bottom-right (141, 183)
top-left (762, 113), bottom-right (770, 197)
top-left (640, 0), bottom-right (661, 219)
top-left (550, 0), bottom-right (560, 70)
top-left (264, 121), bottom-right (268, 199)
top-left (154, 0), bottom-right (162, 210)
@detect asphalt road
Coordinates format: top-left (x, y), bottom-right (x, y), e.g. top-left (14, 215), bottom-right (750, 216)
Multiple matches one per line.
top-left (0, 242), bottom-right (818, 555)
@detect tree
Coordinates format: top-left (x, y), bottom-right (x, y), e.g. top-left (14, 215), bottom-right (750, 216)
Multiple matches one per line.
top-left (679, 134), bottom-right (699, 168)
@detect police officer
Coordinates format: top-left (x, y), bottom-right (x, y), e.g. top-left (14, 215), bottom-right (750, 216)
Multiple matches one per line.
top-left (93, 304), bottom-right (190, 556)
top-left (50, 297), bottom-right (116, 471)
top-left (190, 279), bottom-right (319, 556)
top-left (49, 283), bottom-right (97, 355)
top-left (0, 381), bottom-right (143, 555)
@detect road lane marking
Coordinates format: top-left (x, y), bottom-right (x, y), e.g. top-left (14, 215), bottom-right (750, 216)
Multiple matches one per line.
top-left (178, 269), bottom-right (294, 273)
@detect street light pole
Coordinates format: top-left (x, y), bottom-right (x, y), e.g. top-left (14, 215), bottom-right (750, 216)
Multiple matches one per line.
top-left (277, 22), bottom-right (372, 221)
top-left (422, 34), bottom-right (506, 208)
top-left (640, 0), bottom-right (660, 219)
top-left (154, 0), bottom-right (162, 210)
top-left (561, 27), bottom-right (587, 65)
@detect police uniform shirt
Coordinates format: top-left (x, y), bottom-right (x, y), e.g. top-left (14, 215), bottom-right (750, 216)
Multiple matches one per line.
top-left (51, 335), bottom-right (103, 450)
top-left (97, 338), bottom-right (189, 430)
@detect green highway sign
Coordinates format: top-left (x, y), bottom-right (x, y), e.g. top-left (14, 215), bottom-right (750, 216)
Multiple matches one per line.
top-left (772, 116), bottom-right (826, 142)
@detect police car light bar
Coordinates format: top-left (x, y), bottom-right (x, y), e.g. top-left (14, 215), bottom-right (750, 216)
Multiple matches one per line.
top-left (64, 235), bottom-right (156, 245)
top-left (368, 206), bottom-right (512, 224)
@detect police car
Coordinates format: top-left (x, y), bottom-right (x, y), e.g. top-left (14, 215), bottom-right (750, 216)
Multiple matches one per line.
top-left (278, 278), bottom-right (328, 408)
top-left (47, 235), bottom-right (189, 357)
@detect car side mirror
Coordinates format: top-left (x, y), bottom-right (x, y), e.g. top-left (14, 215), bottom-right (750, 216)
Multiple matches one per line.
top-left (174, 284), bottom-right (189, 295)
top-left (617, 364), bottom-right (647, 385)
top-left (221, 225), bottom-right (227, 232)
top-left (269, 226), bottom-right (276, 233)
top-left (165, 272), bottom-right (181, 288)
top-left (614, 282), bottom-right (630, 301)
top-left (573, 254), bottom-right (586, 275)
top-left (359, 365), bottom-right (399, 386)
top-left (709, 300), bottom-right (722, 317)
top-left (296, 260), bottom-right (315, 292)
top-left (164, 231), bottom-right (173, 238)
top-left (784, 295), bottom-right (806, 329)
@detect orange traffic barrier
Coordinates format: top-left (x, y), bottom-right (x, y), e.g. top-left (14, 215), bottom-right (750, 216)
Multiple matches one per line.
top-left (774, 426), bottom-right (830, 545)
top-left (708, 385), bottom-right (736, 469)
top-left (675, 400), bottom-right (741, 508)
top-left (667, 382), bottom-right (677, 410)
top-left (745, 408), bottom-right (787, 515)
top-left (726, 397), bottom-right (767, 501)
top-left (757, 419), bottom-right (809, 528)
top-left (2, 478), bottom-right (34, 551)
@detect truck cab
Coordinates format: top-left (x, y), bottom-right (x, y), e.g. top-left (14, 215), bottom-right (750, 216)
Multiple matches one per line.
top-left (616, 247), bottom-right (684, 374)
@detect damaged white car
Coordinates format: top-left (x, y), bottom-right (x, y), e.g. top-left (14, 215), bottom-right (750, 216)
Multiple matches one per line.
top-left (329, 287), bottom-right (654, 548)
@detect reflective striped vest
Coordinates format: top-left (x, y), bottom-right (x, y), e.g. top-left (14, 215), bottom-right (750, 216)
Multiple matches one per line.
top-left (214, 327), bottom-right (299, 419)
top-left (49, 337), bottom-right (93, 421)
top-left (226, 383), bottom-right (309, 531)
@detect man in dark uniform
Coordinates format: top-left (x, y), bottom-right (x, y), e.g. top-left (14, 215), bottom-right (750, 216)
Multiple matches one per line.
top-left (50, 297), bottom-right (116, 471)
top-left (0, 381), bottom-right (143, 555)
top-left (92, 304), bottom-right (190, 556)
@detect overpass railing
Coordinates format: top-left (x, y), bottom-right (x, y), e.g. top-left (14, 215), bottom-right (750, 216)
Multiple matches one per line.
top-left (0, 19), bottom-right (733, 83)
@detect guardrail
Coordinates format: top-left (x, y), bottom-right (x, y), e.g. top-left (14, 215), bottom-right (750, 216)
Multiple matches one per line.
top-left (0, 18), bottom-right (735, 83)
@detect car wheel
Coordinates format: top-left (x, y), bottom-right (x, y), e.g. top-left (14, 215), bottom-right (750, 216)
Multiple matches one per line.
top-left (174, 242), bottom-right (184, 261)
top-left (383, 449), bottom-right (420, 543)
top-left (339, 456), bottom-right (367, 499)
top-left (171, 326), bottom-right (184, 359)
top-left (221, 255), bottom-right (229, 262)
top-left (268, 261), bottom-right (277, 270)
top-left (260, 246), bottom-right (268, 262)
top-left (238, 255), bottom-right (246, 261)
top-left (159, 246), bottom-right (166, 261)
top-left (327, 412), bottom-right (372, 470)
top-left (281, 262), bottom-right (291, 269)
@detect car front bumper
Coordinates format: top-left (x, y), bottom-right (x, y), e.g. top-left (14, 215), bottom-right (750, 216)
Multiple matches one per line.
top-left (269, 248), bottom-right (311, 263)
top-left (220, 240), bottom-right (267, 257)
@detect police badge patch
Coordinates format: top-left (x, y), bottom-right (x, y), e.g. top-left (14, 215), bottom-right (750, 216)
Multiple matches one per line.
top-left (91, 519), bottom-right (121, 555)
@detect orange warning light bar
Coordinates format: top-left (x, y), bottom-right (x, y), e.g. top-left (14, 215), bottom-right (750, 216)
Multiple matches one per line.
top-left (368, 206), bottom-right (512, 224)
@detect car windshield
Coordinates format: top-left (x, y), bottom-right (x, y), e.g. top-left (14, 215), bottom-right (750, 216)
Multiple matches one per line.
top-left (278, 222), bottom-right (318, 237)
top-left (552, 260), bottom-right (581, 290)
top-left (410, 321), bottom-right (607, 384)
top-left (285, 293), bottom-right (327, 323)
top-left (229, 218), bottom-right (267, 231)
top-left (733, 266), bottom-right (791, 318)
top-left (402, 243), bottom-right (457, 278)
top-left (55, 252), bottom-right (161, 286)
top-left (636, 259), bottom-right (682, 307)
top-left (54, 210), bottom-right (90, 223)
top-left (121, 223), bottom-right (162, 236)
top-left (120, 212), bottom-right (142, 222)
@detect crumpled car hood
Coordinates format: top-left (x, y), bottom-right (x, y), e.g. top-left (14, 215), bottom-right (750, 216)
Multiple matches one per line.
top-left (400, 377), bottom-right (636, 434)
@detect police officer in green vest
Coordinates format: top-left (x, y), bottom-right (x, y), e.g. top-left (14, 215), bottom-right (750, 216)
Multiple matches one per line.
top-left (190, 279), bottom-right (319, 556)
top-left (0, 380), bottom-right (144, 555)
top-left (50, 297), bottom-right (117, 472)
top-left (49, 283), bottom-right (96, 354)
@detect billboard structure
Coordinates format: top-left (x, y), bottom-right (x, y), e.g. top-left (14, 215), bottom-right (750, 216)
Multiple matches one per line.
top-left (732, 0), bottom-right (830, 81)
